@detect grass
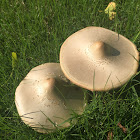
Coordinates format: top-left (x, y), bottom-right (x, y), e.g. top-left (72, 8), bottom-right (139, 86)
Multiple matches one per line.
top-left (0, 0), bottom-right (140, 139)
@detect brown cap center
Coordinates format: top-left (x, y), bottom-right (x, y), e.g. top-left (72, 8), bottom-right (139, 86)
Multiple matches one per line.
top-left (89, 41), bottom-right (107, 59)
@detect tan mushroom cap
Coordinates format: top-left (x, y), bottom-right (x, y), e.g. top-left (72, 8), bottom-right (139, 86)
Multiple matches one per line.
top-left (60, 27), bottom-right (139, 91)
top-left (15, 63), bottom-right (86, 133)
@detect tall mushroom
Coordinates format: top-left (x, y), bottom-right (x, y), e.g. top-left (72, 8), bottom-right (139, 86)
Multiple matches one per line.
top-left (60, 27), bottom-right (139, 91)
top-left (15, 63), bottom-right (86, 133)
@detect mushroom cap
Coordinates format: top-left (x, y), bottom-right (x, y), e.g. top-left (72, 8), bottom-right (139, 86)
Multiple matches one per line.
top-left (15, 63), bottom-right (86, 133)
top-left (60, 27), bottom-right (139, 91)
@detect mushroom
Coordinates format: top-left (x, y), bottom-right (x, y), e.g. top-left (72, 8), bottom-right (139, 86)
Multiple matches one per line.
top-left (15, 63), bottom-right (86, 133)
top-left (60, 27), bottom-right (139, 91)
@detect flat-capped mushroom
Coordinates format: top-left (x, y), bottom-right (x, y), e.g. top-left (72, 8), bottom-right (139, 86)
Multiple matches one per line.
top-left (15, 63), bottom-right (86, 133)
top-left (60, 27), bottom-right (139, 91)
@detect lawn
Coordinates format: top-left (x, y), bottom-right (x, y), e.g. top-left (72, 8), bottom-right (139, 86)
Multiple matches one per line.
top-left (0, 0), bottom-right (140, 139)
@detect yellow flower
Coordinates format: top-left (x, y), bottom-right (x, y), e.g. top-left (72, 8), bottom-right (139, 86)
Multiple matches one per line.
top-left (105, 2), bottom-right (116, 20)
